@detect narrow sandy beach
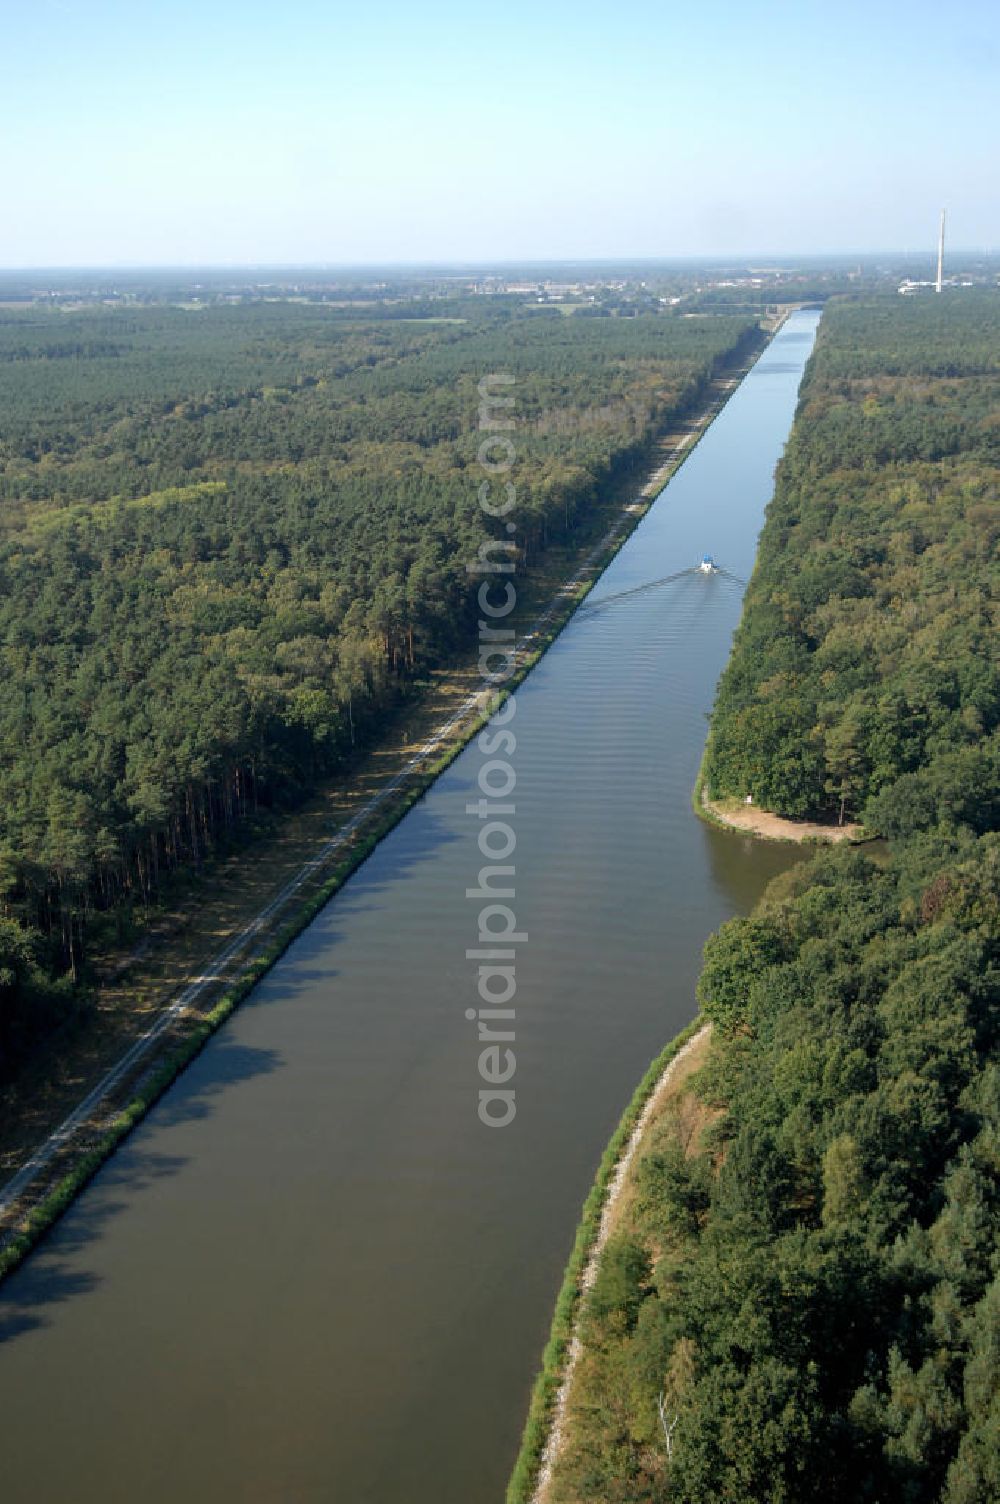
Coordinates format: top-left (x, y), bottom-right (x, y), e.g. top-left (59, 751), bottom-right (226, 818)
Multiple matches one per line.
top-left (702, 790), bottom-right (863, 844)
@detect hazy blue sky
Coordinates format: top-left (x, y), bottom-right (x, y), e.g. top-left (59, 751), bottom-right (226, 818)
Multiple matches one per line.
top-left (3, 0), bottom-right (997, 266)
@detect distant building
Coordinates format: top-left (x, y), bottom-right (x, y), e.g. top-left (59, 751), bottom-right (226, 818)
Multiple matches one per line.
top-left (898, 278), bottom-right (970, 295)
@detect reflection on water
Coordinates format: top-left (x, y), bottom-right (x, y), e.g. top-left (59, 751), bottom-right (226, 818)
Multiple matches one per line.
top-left (0, 313), bottom-right (821, 1504)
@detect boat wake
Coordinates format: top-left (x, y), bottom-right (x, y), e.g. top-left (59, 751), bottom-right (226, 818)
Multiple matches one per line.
top-left (577, 561), bottom-right (747, 618)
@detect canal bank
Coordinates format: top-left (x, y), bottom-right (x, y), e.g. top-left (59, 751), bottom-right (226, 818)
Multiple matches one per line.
top-left (509, 1020), bottom-right (710, 1504)
top-left (0, 311), bottom-right (821, 1504)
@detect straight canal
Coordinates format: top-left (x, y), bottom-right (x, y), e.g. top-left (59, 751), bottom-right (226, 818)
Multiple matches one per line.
top-left (0, 309), bottom-right (821, 1503)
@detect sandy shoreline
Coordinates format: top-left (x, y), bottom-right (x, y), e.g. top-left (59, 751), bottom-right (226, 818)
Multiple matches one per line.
top-left (700, 788), bottom-right (863, 844)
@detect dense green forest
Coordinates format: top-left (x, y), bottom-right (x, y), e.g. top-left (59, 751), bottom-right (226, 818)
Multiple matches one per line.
top-left (703, 296), bottom-right (1000, 829)
top-left (553, 834), bottom-right (1000, 1503)
top-left (545, 298), bottom-right (1000, 1504)
top-left (0, 300), bottom-right (756, 1068)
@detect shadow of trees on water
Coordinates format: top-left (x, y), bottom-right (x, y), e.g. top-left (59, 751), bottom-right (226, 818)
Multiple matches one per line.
top-left (0, 1034), bottom-right (282, 1347)
top-left (1, 785), bottom-right (476, 1348)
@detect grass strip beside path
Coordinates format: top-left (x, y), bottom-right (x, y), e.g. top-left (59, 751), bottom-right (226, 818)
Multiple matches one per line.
top-left (506, 1022), bottom-right (709, 1504)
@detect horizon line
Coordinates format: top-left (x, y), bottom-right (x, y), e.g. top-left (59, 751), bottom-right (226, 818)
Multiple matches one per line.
top-left (1, 249), bottom-right (998, 275)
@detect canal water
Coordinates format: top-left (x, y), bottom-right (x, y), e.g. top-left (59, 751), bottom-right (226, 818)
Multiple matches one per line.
top-left (0, 310), bottom-right (821, 1503)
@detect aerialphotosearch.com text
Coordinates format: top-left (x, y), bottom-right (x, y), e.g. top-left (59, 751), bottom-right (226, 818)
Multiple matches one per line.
top-left (466, 373), bottom-right (523, 1128)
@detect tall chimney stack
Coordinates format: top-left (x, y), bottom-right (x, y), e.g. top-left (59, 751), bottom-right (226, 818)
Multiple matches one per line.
top-left (936, 209), bottom-right (946, 293)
